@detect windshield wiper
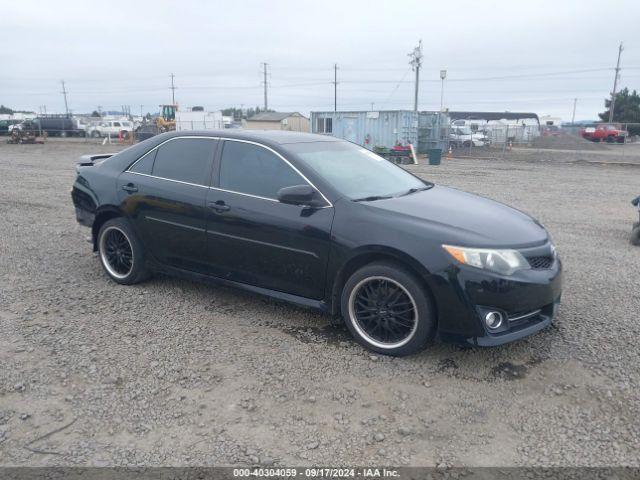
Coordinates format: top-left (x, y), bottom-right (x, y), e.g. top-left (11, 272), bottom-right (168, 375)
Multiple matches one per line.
top-left (398, 185), bottom-right (433, 197)
top-left (353, 195), bottom-right (393, 202)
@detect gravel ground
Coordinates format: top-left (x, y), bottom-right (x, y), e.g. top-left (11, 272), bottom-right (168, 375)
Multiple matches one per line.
top-left (0, 140), bottom-right (639, 467)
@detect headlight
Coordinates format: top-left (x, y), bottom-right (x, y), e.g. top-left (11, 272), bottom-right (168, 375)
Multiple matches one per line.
top-left (443, 245), bottom-right (529, 276)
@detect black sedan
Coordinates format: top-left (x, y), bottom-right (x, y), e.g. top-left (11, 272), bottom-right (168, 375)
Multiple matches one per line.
top-left (71, 131), bottom-right (562, 356)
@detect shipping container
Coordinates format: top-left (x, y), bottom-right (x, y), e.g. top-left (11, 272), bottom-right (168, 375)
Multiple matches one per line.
top-left (310, 110), bottom-right (447, 153)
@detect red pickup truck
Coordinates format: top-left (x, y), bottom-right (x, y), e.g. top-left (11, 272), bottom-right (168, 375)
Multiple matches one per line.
top-left (580, 124), bottom-right (628, 143)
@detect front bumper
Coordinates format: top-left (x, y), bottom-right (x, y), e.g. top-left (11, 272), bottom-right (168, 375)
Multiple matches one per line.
top-left (432, 246), bottom-right (562, 347)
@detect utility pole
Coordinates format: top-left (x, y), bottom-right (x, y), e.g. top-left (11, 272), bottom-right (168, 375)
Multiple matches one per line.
top-left (170, 73), bottom-right (177, 105)
top-left (439, 69), bottom-right (447, 111)
top-left (262, 63), bottom-right (269, 111)
top-left (571, 98), bottom-right (577, 125)
top-left (608, 42), bottom-right (623, 123)
top-left (333, 63), bottom-right (338, 112)
top-left (60, 80), bottom-right (69, 116)
top-left (408, 40), bottom-right (423, 112)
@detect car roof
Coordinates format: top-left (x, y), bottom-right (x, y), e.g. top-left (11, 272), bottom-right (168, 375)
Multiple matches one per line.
top-left (160, 129), bottom-right (342, 146)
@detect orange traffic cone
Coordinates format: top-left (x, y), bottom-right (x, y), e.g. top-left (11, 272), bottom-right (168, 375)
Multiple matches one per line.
top-left (446, 145), bottom-right (453, 159)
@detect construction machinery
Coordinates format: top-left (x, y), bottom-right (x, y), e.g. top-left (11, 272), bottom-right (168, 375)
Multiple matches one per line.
top-left (156, 104), bottom-right (177, 132)
top-left (6, 121), bottom-right (45, 144)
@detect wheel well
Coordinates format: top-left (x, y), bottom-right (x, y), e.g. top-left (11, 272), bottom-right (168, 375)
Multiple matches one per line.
top-left (92, 210), bottom-right (122, 251)
top-left (331, 251), bottom-right (438, 324)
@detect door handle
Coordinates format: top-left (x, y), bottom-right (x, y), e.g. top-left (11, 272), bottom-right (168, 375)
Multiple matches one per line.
top-left (122, 183), bottom-right (138, 193)
top-left (208, 201), bottom-right (230, 213)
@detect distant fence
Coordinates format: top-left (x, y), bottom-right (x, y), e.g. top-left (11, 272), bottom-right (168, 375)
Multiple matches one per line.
top-left (438, 122), bottom-right (640, 164)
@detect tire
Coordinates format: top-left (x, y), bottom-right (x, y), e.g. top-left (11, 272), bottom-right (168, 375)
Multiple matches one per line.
top-left (92, 131), bottom-right (101, 138)
top-left (340, 261), bottom-right (436, 356)
top-left (120, 130), bottom-right (130, 140)
top-left (463, 140), bottom-right (472, 148)
top-left (97, 218), bottom-right (150, 285)
top-left (60, 131), bottom-right (67, 138)
top-left (631, 226), bottom-right (640, 246)
top-left (606, 135), bottom-right (615, 143)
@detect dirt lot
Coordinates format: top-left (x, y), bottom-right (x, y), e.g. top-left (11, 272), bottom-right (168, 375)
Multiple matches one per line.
top-left (0, 139), bottom-right (639, 468)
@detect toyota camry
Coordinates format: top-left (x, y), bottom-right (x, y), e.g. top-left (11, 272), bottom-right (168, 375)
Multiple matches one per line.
top-left (71, 131), bottom-right (562, 356)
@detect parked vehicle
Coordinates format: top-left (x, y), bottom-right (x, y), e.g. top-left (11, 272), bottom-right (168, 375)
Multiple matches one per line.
top-left (29, 116), bottom-right (85, 137)
top-left (631, 196), bottom-right (640, 246)
top-left (0, 119), bottom-right (23, 135)
top-left (135, 123), bottom-right (160, 142)
top-left (87, 120), bottom-right (134, 138)
top-left (542, 125), bottom-right (562, 137)
top-left (449, 126), bottom-right (490, 147)
top-left (6, 120), bottom-right (43, 144)
top-left (580, 124), bottom-right (628, 143)
top-left (71, 131), bottom-right (562, 356)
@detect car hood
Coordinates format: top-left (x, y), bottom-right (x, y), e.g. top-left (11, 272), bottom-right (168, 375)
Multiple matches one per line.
top-left (362, 185), bottom-right (548, 248)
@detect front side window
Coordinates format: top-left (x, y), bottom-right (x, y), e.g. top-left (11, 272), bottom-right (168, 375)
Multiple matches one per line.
top-left (152, 138), bottom-right (216, 185)
top-left (129, 150), bottom-right (156, 175)
top-left (113, 122), bottom-right (121, 127)
top-left (287, 141), bottom-right (427, 200)
top-left (219, 141), bottom-right (306, 199)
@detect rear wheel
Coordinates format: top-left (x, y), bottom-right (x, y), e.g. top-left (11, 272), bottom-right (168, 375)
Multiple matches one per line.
top-left (92, 130), bottom-right (101, 138)
top-left (97, 218), bottom-right (150, 284)
top-left (341, 262), bottom-right (435, 356)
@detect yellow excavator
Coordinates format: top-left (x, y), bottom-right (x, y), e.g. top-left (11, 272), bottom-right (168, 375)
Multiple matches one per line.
top-left (156, 104), bottom-right (177, 132)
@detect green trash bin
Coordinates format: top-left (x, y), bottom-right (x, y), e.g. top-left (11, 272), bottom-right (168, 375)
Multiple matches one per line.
top-left (427, 148), bottom-right (442, 165)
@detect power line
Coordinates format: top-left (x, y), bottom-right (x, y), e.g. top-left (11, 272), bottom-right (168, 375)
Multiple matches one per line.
top-left (380, 68), bottom-right (412, 109)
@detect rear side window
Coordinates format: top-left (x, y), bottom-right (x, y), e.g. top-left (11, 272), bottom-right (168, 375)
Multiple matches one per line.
top-left (152, 138), bottom-right (217, 185)
top-left (219, 141), bottom-right (306, 199)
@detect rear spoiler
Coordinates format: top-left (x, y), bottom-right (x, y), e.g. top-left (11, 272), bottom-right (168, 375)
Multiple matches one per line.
top-left (77, 153), bottom-right (116, 167)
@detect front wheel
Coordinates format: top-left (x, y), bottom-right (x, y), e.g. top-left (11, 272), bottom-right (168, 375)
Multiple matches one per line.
top-left (97, 218), bottom-right (150, 284)
top-left (631, 226), bottom-right (640, 246)
top-left (341, 262), bottom-right (436, 356)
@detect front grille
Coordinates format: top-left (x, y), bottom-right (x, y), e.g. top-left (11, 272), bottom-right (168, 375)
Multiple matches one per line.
top-left (527, 255), bottom-right (553, 270)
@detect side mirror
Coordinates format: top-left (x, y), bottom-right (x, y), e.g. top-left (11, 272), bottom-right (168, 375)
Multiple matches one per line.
top-left (277, 184), bottom-right (323, 207)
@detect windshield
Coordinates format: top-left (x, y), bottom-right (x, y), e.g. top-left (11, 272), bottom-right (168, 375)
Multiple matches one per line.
top-left (288, 141), bottom-right (428, 200)
top-left (456, 127), bottom-right (473, 135)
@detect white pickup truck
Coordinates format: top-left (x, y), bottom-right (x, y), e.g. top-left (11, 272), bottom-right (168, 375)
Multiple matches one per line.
top-left (449, 126), bottom-right (490, 147)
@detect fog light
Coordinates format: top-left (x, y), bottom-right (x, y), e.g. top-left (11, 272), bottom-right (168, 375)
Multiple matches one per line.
top-left (484, 311), bottom-right (503, 330)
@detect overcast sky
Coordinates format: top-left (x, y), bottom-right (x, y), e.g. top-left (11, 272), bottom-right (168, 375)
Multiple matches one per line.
top-left (3, 0), bottom-right (639, 120)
